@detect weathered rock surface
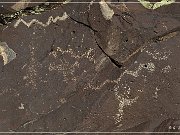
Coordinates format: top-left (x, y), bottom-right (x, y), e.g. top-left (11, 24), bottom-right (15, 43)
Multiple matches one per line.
top-left (0, 0), bottom-right (180, 134)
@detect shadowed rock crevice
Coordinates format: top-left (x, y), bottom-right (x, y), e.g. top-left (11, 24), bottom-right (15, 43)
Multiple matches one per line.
top-left (94, 37), bottom-right (123, 68)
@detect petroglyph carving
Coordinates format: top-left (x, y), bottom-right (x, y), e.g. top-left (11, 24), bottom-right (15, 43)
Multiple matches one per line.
top-left (145, 49), bottom-right (172, 61)
top-left (125, 62), bottom-right (155, 77)
top-left (56, 47), bottom-right (96, 63)
top-left (114, 93), bottom-right (139, 123)
top-left (14, 12), bottom-right (69, 28)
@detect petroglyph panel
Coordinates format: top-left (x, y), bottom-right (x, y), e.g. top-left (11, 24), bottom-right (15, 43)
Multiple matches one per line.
top-left (0, 0), bottom-right (180, 133)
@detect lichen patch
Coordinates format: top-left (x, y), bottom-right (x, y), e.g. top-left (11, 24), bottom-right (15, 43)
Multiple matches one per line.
top-left (99, 0), bottom-right (114, 20)
top-left (0, 42), bottom-right (16, 65)
top-left (138, 0), bottom-right (175, 10)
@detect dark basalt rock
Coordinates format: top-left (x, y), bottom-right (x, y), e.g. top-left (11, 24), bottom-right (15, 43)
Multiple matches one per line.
top-left (0, 0), bottom-right (180, 134)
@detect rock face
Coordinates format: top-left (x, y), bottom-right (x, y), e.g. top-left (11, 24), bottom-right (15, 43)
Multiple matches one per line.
top-left (0, 0), bottom-right (180, 133)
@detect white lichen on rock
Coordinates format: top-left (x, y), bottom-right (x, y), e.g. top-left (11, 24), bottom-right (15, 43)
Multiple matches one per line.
top-left (63, 0), bottom-right (71, 4)
top-left (0, 42), bottom-right (16, 65)
top-left (99, 0), bottom-right (114, 20)
top-left (11, 0), bottom-right (32, 11)
top-left (138, 0), bottom-right (175, 10)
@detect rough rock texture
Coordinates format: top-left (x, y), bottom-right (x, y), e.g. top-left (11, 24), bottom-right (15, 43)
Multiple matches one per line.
top-left (0, 0), bottom-right (180, 134)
